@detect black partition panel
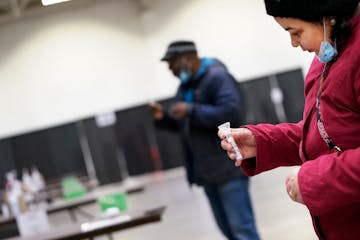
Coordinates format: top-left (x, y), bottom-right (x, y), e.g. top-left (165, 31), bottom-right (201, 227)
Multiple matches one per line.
top-left (115, 106), bottom-right (158, 176)
top-left (0, 123), bottom-right (86, 183)
top-left (239, 76), bottom-right (279, 124)
top-left (45, 124), bottom-right (86, 177)
top-left (0, 139), bottom-right (16, 187)
top-left (81, 104), bottom-right (184, 185)
top-left (115, 103), bottom-right (183, 176)
top-left (239, 68), bottom-right (304, 124)
top-left (155, 99), bottom-right (185, 170)
top-left (276, 69), bottom-right (305, 122)
top-left (11, 130), bottom-right (56, 177)
top-left (81, 118), bottom-right (125, 185)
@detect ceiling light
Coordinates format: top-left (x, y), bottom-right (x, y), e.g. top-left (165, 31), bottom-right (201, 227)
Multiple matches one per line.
top-left (41, 0), bottom-right (71, 6)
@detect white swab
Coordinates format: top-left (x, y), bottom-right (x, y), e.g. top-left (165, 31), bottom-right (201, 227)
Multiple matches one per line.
top-left (218, 122), bottom-right (243, 164)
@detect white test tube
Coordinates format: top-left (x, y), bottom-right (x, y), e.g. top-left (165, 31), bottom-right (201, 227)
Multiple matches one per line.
top-left (218, 122), bottom-right (243, 162)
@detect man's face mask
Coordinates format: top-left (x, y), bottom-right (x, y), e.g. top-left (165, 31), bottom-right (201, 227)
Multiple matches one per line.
top-left (178, 56), bottom-right (192, 84)
top-left (179, 71), bottom-right (191, 84)
top-left (317, 18), bottom-right (337, 63)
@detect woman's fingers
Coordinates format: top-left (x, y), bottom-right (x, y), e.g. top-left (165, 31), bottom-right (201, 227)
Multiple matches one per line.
top-left (219, 129), bottom-right (241, 162)
top-left (218, 127), bottom-right (257, 167)
top-left (285, 167), bottom-right (304, 204)
top-left (218, 129), bottom-right (225, 139)
top-left (220, 139), bottom-right (232, 151)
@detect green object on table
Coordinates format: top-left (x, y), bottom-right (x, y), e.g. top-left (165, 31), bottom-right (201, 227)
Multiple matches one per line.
top-left (97, 193), bottom-right (127, 212)
top-left (61, 177), bottom-right (86, 200)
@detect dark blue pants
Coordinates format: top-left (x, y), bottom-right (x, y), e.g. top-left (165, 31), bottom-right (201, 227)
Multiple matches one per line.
top-left (204, 178), bottom-right (261, 240)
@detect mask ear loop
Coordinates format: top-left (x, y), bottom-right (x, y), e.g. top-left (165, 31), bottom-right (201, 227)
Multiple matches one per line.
top-left (323, 17), bottom-right (327, 41)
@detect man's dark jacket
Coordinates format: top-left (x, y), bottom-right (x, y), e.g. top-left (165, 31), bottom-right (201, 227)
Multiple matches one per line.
top-left (155, 58), bottom-right (247, 185)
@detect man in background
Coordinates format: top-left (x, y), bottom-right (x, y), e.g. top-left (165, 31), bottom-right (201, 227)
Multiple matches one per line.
top-left (149, 40), bottom-right (260, 240)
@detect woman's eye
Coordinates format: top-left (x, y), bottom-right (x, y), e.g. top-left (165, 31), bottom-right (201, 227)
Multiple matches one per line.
top-left (291, 31), bottom-right (300, 37)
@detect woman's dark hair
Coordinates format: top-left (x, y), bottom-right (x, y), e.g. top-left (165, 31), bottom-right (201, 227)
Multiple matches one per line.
top-left (325, 2), bottom-right (358, 49)
top-left (331, 16), bottom-right (353, 47)
top-left (264, 0), bottom-right (359, 48)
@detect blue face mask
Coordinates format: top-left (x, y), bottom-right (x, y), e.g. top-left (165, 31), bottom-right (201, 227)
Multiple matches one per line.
top-left (179, 70), bottom-right (192, 84)
top-left (317, 18), bottom-right (337, 63)
top-left (318, 40), bottom-right (337, 63)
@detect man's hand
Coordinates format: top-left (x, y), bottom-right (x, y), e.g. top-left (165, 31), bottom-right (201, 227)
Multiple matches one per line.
top-left (149, 102), bottom-right (164, 120)
top-left (170, 102), bottom-right (188, 119)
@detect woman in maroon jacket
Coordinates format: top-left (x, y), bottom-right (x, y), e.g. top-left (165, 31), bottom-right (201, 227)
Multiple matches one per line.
top-left (219, 0), bottom-right (360, 239)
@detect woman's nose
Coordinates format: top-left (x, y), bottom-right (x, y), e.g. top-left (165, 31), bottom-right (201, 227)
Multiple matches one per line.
top-left (291, 37), bottom-right (299, 48)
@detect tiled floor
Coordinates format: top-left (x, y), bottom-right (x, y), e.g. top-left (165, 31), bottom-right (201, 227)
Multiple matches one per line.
top-left (48, 166), bottom-right (317, 240)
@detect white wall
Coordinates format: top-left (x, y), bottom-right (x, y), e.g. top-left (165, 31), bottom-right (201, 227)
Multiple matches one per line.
top-left (0, 0), bottom-right (154, 138)
top-left (142, 0), bottom-right (314, 91)
top-left (0, 0), bottom-right (314, 138)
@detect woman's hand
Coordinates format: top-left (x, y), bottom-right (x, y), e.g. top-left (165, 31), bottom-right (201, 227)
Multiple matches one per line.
top-left (285, 167), bottom-right (304, 204)
top-left (218, 127), bottom-right (257, 166)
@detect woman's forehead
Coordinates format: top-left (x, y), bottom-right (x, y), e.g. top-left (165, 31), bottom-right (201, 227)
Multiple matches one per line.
top-left (275, 17), bottom-right (320, 30)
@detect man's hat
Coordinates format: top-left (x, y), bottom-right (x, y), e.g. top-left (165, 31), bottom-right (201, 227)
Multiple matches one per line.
top-left (161, 40), bottom-right (197, 61)
top-left (264, 0), bottom-right (359, 21)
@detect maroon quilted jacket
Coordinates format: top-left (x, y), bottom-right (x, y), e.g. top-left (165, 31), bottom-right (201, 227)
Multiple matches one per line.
top-left (241, 14), bottom-right (360, 240)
